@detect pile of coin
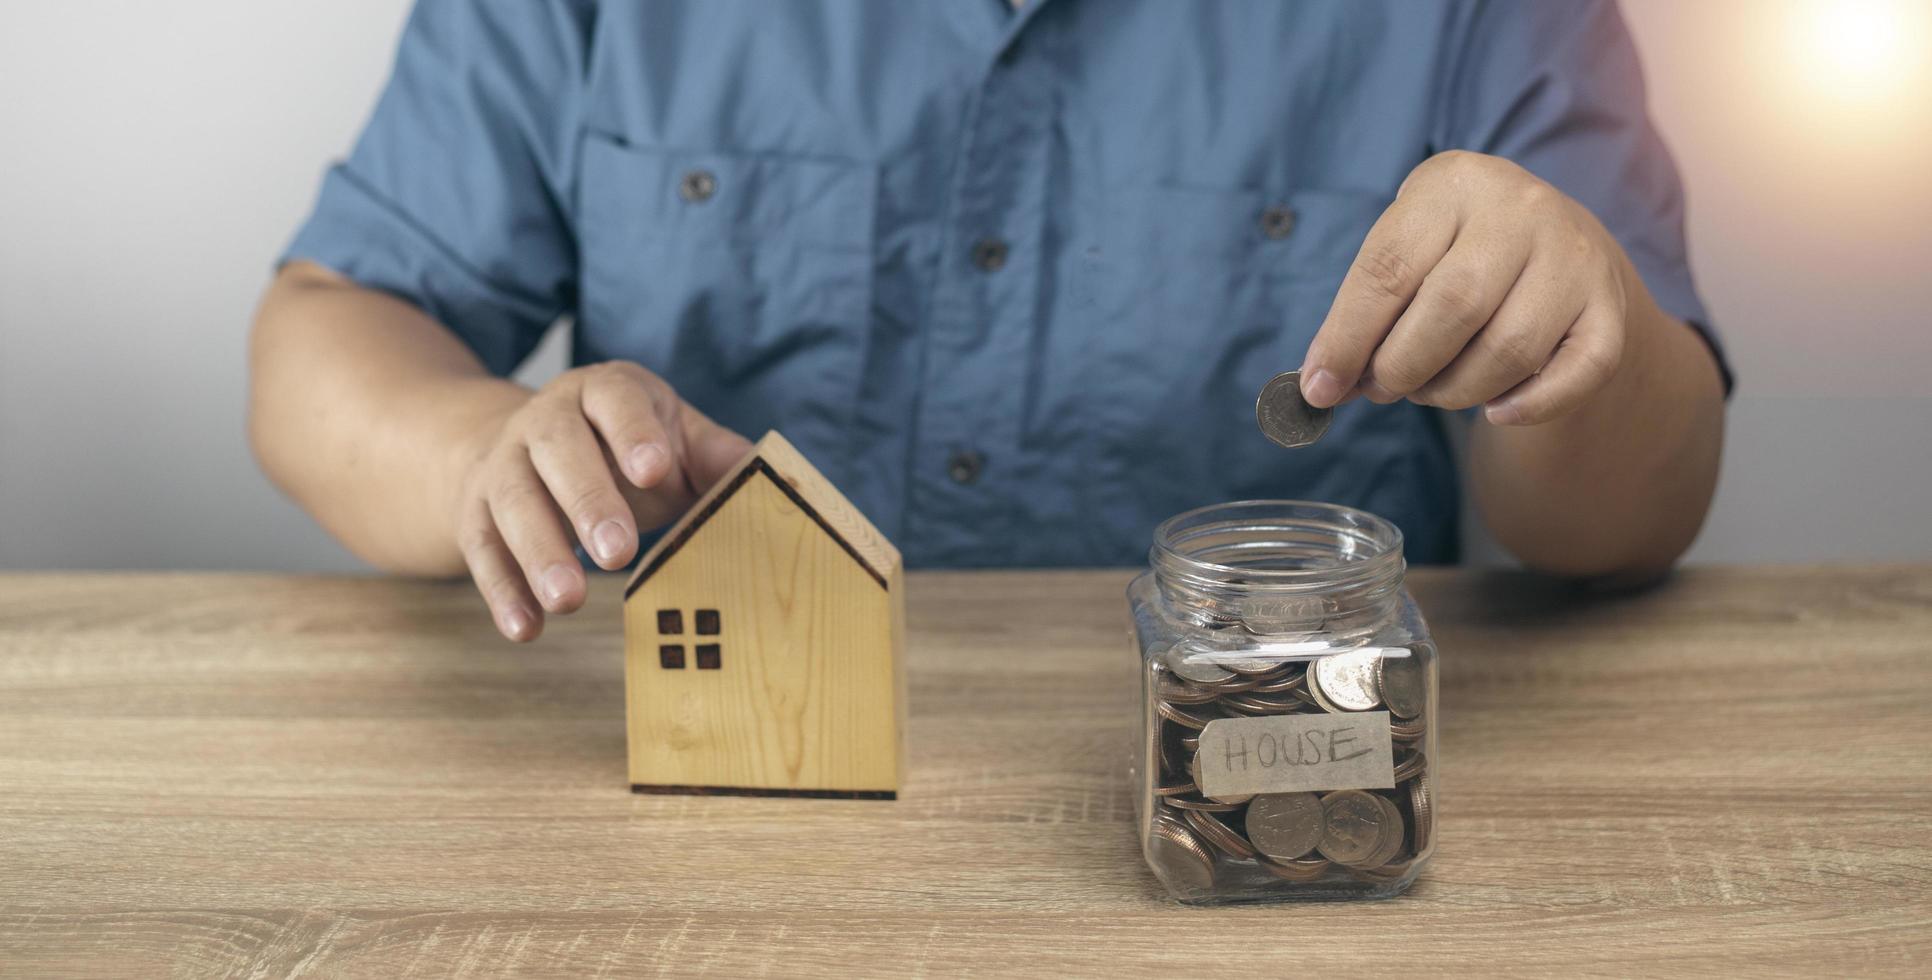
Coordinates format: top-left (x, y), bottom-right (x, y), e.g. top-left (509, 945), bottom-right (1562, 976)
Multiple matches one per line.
top-left (1145, 643), bottom-right (1434, 897)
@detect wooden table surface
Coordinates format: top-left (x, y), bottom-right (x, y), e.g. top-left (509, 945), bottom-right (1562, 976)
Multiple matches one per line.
top-left (2, 567), bottom-right (1929, 977)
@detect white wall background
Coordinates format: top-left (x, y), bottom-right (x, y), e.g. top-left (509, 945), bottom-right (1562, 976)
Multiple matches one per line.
top-left (2, 0), bottom-right (1927, 572)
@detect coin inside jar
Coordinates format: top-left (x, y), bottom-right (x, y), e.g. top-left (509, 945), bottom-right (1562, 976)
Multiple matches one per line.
top-left (1375, 647), bottom-right (1427, 720)
top-left (1305, 667), bottom-right (1339, 713)
top-left (1362, 794), bottom-right (1408, 868)
top-left (1249, 668), bottom-right (1307, 694)
top-left (1392, 749), bottom-right (1428, 784)
top-left (1315, 789), bottom-right (1390, 867)
top-left (1149, 817), bottom-right (1217, 892)
top-left (1163, 644), bottom-right (1235, 685)
top-left (1218, 655), bottom-right (1281, 676)
top-left (1156, 676), bottom-right (1223, 705)
top-left (1244, 792), bottom-right (1325, 862)
top-left (1410, 777), bottom-right (1434, 854)
top-left (1155, 700), bottom-right (1213, 730)
top-left (1255, 370), bottom-right (1333, 449)
top-left (1162, 795), bottom-right (1244, 813)
top-left (1312, 648), bottom-right (1383, 711)
top-left (1182, 806), bottom-right (1257, 860)
top-left (1219, 692), bottom-right (1303, 716)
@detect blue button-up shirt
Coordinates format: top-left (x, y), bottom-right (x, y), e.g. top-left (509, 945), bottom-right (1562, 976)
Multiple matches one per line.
top-left (285, 0), bottom-right (1721, 568)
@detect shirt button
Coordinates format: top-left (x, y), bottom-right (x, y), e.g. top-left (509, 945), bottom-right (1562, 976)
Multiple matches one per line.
top-left (1259, 205), bottom-right (1296, 240)
top-left (970, 238), bottom-right (1009, 272)
top-left (947, 450), bottom-right (985, 485)
top-left (679, 169), bottom-right (717, 203)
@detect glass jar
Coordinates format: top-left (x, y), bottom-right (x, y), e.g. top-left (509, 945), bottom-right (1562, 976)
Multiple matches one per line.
top-left (1128, 500), bottom-right (1438, 903)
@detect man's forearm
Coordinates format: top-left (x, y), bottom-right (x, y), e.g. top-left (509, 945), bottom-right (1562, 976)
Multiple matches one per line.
top-left (247, 262), bottom-right (530, 576)
top-left (1470, 259), bottom-right (1726, 578)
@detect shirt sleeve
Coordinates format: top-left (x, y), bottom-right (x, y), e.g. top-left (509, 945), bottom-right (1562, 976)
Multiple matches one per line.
top-left (1435, 0), bottom-right (1734, 394)
top-left (280, 0), bottom-right (593, 376)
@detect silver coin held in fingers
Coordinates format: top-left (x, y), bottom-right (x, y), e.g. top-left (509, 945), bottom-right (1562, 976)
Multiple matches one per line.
top-left (1255, 371), bottom-right (1333, 449)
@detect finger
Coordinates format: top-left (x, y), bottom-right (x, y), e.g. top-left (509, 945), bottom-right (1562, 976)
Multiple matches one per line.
top-left (1484, 301), bottom-right (1625, 425)
top-left (486, 454), bottom-right (588, 615)
top-left (525, 406), bottom-right (639, 571)
top-left (1360, 224), bottom-right (1530, 403)
top-left (580, 364), bottom-right (678, 490)
top-left (580, 366), bottom-right (707, 531)
top-left (456, 500), bottom-right (543, 642)
top-left (677, 402), bottom-right (755, 491)
top-left (1300, 191), bottom-right (1458, 407)
top-left (1410, 256), bottom-right (1578, 410)
top-left (607, 396), bottom-right (751, 533)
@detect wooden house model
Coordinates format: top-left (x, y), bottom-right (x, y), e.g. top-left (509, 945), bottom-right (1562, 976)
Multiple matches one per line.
top-left (623, 431), bottom-right (905, 798)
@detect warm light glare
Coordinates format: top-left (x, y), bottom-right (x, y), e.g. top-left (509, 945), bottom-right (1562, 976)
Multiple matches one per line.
top-left (1794, 0), bottom-right (1924, 104)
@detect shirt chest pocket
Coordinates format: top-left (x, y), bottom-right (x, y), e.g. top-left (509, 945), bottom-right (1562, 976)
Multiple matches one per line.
top-left (574, 133), bottom-right (877, 450)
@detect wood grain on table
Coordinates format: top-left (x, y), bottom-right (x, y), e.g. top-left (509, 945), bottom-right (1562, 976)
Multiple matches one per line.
top-left (1, 567), bottom-right (1929, 977)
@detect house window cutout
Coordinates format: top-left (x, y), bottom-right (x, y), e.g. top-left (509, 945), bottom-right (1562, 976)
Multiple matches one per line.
top-left (659, 644), bottom-right (686, 669)
top-left (657, 610), bottom-right (684, 634)
top-left (695, 644), bottom-right (721, 670)
top-left (695, 609), bottom-right (721, 635)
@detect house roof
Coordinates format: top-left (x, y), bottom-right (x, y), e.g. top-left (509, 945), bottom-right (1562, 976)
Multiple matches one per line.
top-left (623, 431), bottom-right (901, 598)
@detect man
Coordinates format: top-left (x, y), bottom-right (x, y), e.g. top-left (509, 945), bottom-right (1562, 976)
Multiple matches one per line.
top-left (250, 1), bottom-right (1728, 642)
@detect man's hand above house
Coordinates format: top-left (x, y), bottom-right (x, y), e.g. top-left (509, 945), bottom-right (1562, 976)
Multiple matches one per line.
top-left (250, 262), bottom-right (752, 642)
top-left (450, 361), bottom-right (751, 641)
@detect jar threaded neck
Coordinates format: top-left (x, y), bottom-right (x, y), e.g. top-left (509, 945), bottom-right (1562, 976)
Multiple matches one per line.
top-left (1149, 500), bottom-right (1405, 634)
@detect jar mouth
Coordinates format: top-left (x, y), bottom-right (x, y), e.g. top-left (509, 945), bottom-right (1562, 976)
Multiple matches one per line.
top-left (1151, 500), bottom-right (1405, 598)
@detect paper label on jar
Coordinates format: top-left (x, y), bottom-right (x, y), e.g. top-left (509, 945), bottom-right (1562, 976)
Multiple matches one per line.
top-left (1196, 712), bottom-right (1395, 798)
